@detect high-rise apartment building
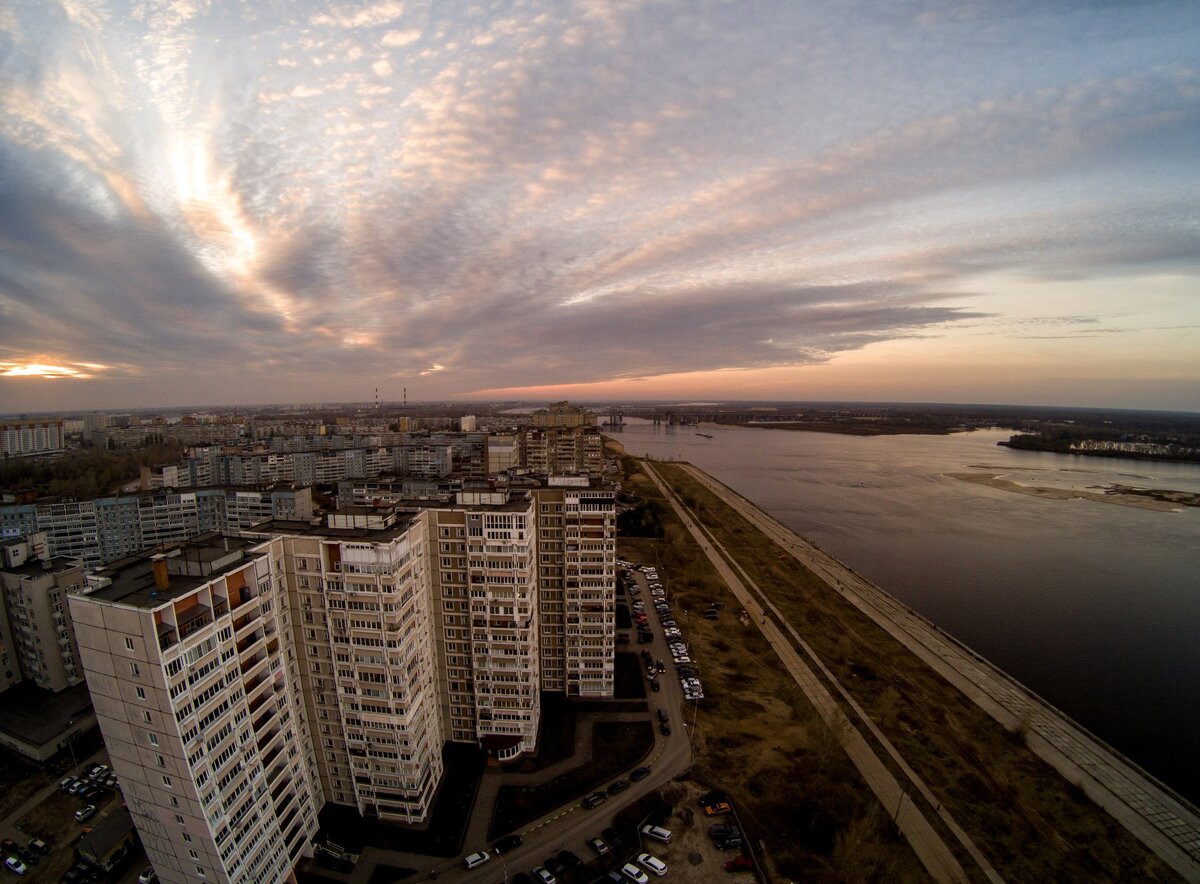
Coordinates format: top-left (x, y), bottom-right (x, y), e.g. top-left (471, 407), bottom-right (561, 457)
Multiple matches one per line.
top-left (0, 533), bottom-right (85, 691)
top-left (70, 538), bottom-right (322, 884)
top-left (68, 480), bottom-right (615, 883)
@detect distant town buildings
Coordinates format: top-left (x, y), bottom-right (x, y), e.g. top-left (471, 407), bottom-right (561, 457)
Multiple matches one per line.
top-left (0, 486), bottom-right (313, 568)
top-left (1, 419), bottom-right (65, 458)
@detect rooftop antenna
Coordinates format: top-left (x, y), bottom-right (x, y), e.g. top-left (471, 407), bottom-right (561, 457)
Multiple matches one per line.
top-left (375, 387), bottom-right (379, 410)
top-left (404, 387), bottom-right (407, 407)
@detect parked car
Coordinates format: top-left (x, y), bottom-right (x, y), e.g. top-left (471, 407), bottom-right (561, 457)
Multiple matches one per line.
top-left (3, 857), bottom-right (26, 876)
top-left (26, 840), bottom-right (47, 856)
top-left (715, 834), bottom-right (744, 850)
top-left (637, 853), bottom-right (668, 877)
top-left (532, 865), bottom-right (556, 884)
top-left (602, 826), bottom-right (623, 847)
top-left (543, 857), bottom-right (566, 876)
top-left (630, 766), bottom-right (651, 781)
top-left (705, 801), bottom-right (732, 816)
top-left (588, 837), bottom-right (610, 856)
top-left (656, 709), bottom-right (668, 723)
top-left (725, 854), bottom-right (754, 872)
top-left (619, 862), bottom-right (649, 884)
top-left (660, 722), bottom-right (671, 736)
top-left (708, 824), bottom-right (739, 840)
top-left (650, 680), bottom-right (660, 692)
top-left (607, 779), bottom-right (630, 795)
top-left (0, 842), bottom-right (16, 857)
top-left (463, 850), bottom-right (490, 869)
top-left (582, 791), bottom-right (607, 809)
top-left (137, 869), bottom-right (158, 884)
top-left (74, 805), bottom-right (96, 823)
top-left (557, 849), bottom-right (583, 869)
top-left (640, 825), bottom-right (672, 844)
top-left (59, 777), bottom-right (78, 793)
top-left (67, 781), bottom-right (87, 796)
top-left (699, 789), bottom-right (728, 805)
top-left (493, 834), bottom-right (523, 854)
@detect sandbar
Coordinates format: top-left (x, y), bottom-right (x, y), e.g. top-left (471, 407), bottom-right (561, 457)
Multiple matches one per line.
top-left (947, 472), bottom-right (1182, 512)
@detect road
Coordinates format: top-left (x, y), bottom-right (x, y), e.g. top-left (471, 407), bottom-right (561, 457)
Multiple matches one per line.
top-left (643, 461), bottom-right (971, 884)
top-left (675, 461), bottom-right (1200, 883)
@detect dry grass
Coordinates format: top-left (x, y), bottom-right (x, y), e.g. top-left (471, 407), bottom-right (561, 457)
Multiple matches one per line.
top-left (619, 456), bottom-right (927, 881)
top-left (652, 460), bottom-right (1179, 883)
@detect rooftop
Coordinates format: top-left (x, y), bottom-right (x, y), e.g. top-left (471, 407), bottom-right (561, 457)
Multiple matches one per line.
top-left (81, 534), bottom-right (261, 610)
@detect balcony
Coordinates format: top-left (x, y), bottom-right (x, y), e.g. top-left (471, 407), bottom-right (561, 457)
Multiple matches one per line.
top-left (231, 587), bottom-right (258, 612)
top-left (177, 604), bottom-right (213, 641)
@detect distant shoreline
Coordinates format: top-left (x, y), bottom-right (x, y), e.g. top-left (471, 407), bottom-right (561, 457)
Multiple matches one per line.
top-left (744, 421), bottom-right (959, 436)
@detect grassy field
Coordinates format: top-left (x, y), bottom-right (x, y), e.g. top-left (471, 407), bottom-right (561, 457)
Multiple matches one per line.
top-left (632, 456), bottom-right (1178, 882)
top-left (617, 454), bottom-right (927, 882)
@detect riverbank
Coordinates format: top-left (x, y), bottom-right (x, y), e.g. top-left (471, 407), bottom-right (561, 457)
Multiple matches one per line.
top-left (680, 461), bottom-right (1200, 880)
top-left (651, 459), bottom-right (1200, 882)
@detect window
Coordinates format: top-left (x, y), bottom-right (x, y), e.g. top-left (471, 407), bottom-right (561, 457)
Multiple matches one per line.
top-left (183, 832), bottom-right (192, 843)
top-left (136, 687), bottom-right (146, 699)
top-left (175, 814), bottom-right (185, 825)
top-left (170, 796), bottom-right (180, 807)
top-left (189, 849), bottom-right (199, 860)
top-left (156, 754), bottom-right (166, 767)
top-left (143, 710), bottom-right (152, 723)
top-left (124, 637), bottom-right (135, 651)
top-left (162, 775), bottom-right (173, 787)
top-left (130, 662), bottom-right (141, 676)
top-left (149, 733), bottom-right (159, 746)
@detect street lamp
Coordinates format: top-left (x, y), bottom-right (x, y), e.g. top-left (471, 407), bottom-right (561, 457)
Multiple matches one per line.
top-left (65, 719), bottom-right (78, 768)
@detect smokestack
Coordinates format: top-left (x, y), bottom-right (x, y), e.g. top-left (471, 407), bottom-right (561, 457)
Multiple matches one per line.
top-left (151, 554), bottom-right (170, 591)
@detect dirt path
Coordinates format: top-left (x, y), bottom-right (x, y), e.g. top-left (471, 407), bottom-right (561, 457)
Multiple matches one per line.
top-left (643, 461), bottom-right (970, 884)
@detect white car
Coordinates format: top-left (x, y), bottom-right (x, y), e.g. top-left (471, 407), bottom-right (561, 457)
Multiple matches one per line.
top-left (533, 867), bottom-right (557, 884)
top-left (641, 824), bottom-right (672, 843)
top-left (137, 869), bottom-right (158, 884)
top-left (74, 805), bottom-right (96, 822)
top-left (620, 862), bottom-right (649, 883)
top-left (464, 850), bottom-right (490, 869)
top-left (637, 852), bottom-right (668, 877)
top-left (4, 857), bottom-right (27, 876)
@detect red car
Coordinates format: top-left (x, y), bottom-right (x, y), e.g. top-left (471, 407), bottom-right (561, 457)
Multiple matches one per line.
top-left (724, 855), bottom-right (753, 873)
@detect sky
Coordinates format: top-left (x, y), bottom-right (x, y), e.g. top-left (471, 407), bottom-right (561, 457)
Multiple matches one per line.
top-left (1, 0), bottom-right (1198, 413)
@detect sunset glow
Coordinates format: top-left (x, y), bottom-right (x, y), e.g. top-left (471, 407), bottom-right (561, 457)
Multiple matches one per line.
top-left (1, 2), bottom-right (1197, 411)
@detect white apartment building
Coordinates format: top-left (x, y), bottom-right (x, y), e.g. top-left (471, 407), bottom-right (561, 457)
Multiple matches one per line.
top-left (70, 537), bottom-right (322, 884)
top-left (0, 419), bottom-right (66, 457)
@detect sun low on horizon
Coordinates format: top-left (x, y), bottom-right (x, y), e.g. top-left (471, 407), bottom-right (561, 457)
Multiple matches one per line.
top-left (1, 1), bottom-right (1198, 413)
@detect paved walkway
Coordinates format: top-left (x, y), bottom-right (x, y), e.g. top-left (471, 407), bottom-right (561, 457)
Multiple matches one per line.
top-left (678, 461), bottom-right (1200, 883)
top-left (643, 461), bottom-right (970, 883)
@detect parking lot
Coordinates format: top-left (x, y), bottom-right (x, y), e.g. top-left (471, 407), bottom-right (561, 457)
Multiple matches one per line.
top-left (0, 748), bottom-right (151, 884)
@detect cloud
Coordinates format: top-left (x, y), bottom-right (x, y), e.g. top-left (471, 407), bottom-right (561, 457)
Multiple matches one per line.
top-left (1, 0), bottom-right (1198, 410)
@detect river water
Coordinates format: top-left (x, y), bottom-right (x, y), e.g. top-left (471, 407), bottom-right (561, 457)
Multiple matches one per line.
top-left (609, 419), bottom-right (1200, 802)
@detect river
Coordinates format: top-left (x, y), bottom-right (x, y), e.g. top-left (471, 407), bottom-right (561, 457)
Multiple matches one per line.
top-left (608, 419), bottom-right (1200, 803)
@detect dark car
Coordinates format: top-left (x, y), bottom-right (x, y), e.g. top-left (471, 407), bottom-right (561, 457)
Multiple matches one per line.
top-left (650, 680), bottom-right (660, 692)
top-left (656, 709), bottom-right (668, 723)
top-left (583, 791), bottom-right (607, 809)
top-left (630, 766), bottom-right (651, 781)
top-left (544, 856), bottom-right (566, 876)
top-left (660, 722), bottom-right (671, 736)
top-left (602, 826), bottom-right (623, 847)
top-left (511, 874), bottom-right (535, 884)
top-left (557, 850), bottom-right (584, 869)
top-left (699, 789), bottom-right (729, 806)
top-left (494, 834), bottom-right (524, 854)
top-left (607, 779), bottom-right (630, 795)
top-left (725, 854), bottom-right (754, 872)
top-left (709, 824), bottom-right (739, 840)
